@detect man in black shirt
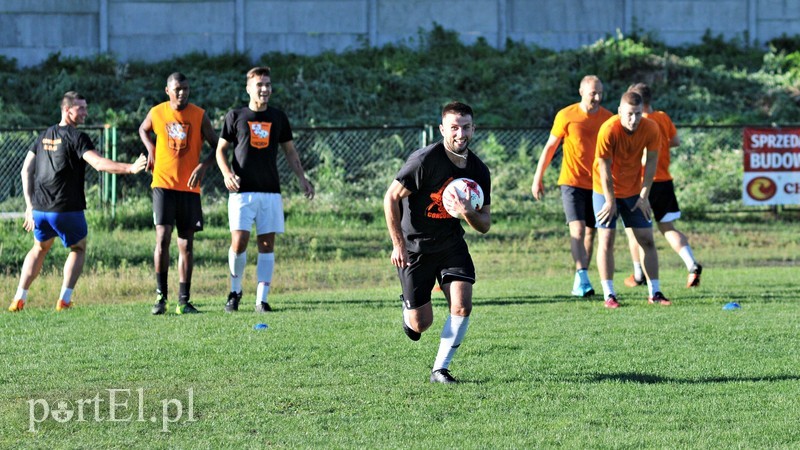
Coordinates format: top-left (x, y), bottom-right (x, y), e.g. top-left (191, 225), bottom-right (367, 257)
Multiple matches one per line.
top-left (216, 66), bottom-right (315, 313)
top-left (384, 101), bottom-right (492, 384)
top-left (9, 91), bottom-right (146, 312)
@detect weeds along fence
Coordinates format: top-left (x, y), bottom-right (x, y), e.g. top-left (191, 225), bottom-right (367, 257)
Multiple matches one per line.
top-left (0, 124), bottom-right (787, 220)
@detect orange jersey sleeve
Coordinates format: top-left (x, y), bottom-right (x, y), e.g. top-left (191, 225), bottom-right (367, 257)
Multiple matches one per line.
top-left (150, 102), bottom-right (206, 193)
top-left (593, 116), bottom-right (661, 198)
top-left (550, 103), bottom-right (613, 190)
top-left (643, 111), bottom-right (676, 181)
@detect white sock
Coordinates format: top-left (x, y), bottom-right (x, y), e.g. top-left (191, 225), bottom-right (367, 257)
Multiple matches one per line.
top-left (601, 280), bottom-right (615, 299)
top-left (256, 253), bottom-right (275, 304)
top-left (648, 279), bottom-right (661, 297)
top-left (228, 248), bottom-right (246, 293)
top-left (633, 262), bottom-right (644, 281)
top-left (15, 288), bottom-right (28, 301)
top-left (60, 287), bottom-right (73, 303)
top-left (678, 246), bottom-right (696, 271)
top-left (433, 315), bottom-right (470, 371)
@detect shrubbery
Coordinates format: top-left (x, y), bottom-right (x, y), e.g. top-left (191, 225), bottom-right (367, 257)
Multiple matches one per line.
top-left (1, 26), bottom-right (798, 128)
top-left (1, 27), bottom-right (798, 227)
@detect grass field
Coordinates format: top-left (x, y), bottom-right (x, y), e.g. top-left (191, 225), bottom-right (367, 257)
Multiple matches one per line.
top-left (1, 214), bottom-right (799, 448)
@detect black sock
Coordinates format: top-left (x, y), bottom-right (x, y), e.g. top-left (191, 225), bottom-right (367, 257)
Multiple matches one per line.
top-left (178, 282), bottom-right (190, 305)
top-left (156, 272), bottom-right (168, 300)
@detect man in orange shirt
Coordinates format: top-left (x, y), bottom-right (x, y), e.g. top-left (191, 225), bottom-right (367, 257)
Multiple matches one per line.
top-left (139, 72), bottom-right (219, 315)
top-left (593, 91), bottom-right (670, 308)
top-left (532, 75), bottom-right (613, 297)
top-left (622, 83), bottom-right (702, 289)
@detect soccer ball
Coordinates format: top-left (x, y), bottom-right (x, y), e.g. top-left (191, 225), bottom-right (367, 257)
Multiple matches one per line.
top-left (444, 177), bottom-right (484, 218)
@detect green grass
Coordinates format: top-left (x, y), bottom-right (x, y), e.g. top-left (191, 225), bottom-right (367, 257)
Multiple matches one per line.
top-left (1, 216), bottom-right (799, 448)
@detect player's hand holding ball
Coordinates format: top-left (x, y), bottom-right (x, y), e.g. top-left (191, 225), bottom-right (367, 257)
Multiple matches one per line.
top-left (443, 178), bottom-right (484, 219)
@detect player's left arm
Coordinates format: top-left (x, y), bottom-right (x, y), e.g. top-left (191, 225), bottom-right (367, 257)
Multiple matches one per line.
top-left (634, 149), bottom-right (659, 221)
top-left (669, 133), bottom-right (680, 148)
top-left (187, 112), bottom-right (220, 189)
top-left (20, 151), bottom-right (36, 232)
top-left (280, 140), bottom-right (315, 199)
top-left (462, 204), bottom-right (491, 234)
top-left (83, 150), bottom-right (147, 175)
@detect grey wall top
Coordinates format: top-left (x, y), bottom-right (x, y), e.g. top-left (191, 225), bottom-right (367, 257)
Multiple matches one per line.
top-left (1, 0), bottom-right (798, 67)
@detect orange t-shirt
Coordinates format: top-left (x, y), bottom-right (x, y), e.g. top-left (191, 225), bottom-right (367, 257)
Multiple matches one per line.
top-left (643, 110), bottom-right (677, 182)
top-left (149, 102), bottom-right (206, 193)
top-left (593, 115), bottom-right (661, 198)
top-left (550, 103), bottom-right (613, 189)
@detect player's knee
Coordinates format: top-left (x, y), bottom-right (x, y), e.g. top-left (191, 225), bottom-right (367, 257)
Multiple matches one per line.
top-left (451, 304), bottom-right (472, 317)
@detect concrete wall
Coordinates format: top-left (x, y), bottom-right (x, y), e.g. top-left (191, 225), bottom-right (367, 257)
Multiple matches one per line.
top-left (1, 0), bottom-right (798, 67)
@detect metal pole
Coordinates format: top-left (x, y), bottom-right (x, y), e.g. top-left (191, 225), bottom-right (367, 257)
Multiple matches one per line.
top-left (111, 126), bottom-right (117, 219)
top-left (103, 125), bottom-right (110, 207)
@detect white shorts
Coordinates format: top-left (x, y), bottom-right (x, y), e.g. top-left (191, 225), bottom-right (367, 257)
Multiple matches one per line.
top-left (228, 192), bottom-right (285, 235)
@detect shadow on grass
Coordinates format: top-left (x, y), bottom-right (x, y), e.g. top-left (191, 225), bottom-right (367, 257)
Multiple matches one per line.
top-left (275, 294), bottom-right (579, 310)
top-left (588, 372), bottom-right (800, 384)
top-left (476, 295), bottom-right (595, 306)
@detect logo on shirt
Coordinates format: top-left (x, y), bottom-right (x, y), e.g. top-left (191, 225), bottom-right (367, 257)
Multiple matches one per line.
top-left (165, 122), bottom-right (189, 155)
top-left (42, 138), bottom-right (62, 152)
top-left (425, 177), bottom-right (455, 220)
top-left (248, 122), bottom-right (272, 149)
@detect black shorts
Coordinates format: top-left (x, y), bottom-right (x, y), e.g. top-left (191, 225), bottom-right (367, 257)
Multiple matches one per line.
top-left (649, 180), bottom-right (681, 222)
top-left (560, 185), bottom-right (596, 228)
top-left (152, 188), bottom-right (203, 237)
top-left (398, 241), bottom-right (475, 309)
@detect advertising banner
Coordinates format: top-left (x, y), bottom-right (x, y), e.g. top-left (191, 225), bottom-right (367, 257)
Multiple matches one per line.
top-left (742, 127), bottom-right (800, 205)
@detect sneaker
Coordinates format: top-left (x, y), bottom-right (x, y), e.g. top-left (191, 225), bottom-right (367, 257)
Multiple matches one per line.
top-left (687, 264), bottom-right (703, 288)
top-left (604, 295), bottom-right (620, 309)
top-left (55, 299), bottom-right (72, 311)
top-left (175, 302), bottom-right (199, 314)
top-left (624, 274), bottom-right (646, 287)
top-left (256, 302), bottom-right (272, 313)
top-left (430, 368), bottom-right (458, 384)
top-left (224, 291), bottom-right (242, 313)
top-left (400, 294), bottom-right (421, 341)
top-left (648, 291), bottom-right (672, 306)
top-left (8, 299), bottom-right (25, 312)
top-left (571, 283), bottom-right (595, 297)
top-left (151, 293), bottom-right (166, 315)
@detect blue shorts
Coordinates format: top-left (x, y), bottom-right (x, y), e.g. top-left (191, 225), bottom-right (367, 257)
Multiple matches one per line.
top-left (33, 210), bottom-right (88, 247)
top-left (592, 193), bottom-right (652, 229)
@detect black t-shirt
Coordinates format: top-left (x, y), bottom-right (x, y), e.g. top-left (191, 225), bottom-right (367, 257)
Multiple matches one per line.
top-left (220, 106), bottom-right (293, 193)
top-left (30, 125), bottom-right (94, 212)
top-left (395, 141), bottom-right (492, 253)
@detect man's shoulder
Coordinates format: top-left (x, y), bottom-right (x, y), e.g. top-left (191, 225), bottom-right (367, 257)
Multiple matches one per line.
top-left (640, 116), bottom-right (660, 134)
top-left (225, 106), bottom-right (249, 118)
top-left (555, 103), bottom-right (582, 119)
top-left (598, 115), bottom-right (620, 135)
top-left (184, 103), bottom-right (205, 115)
top-left (409, 141), bottom-right (443, 159)
top-left (266, 106), bottom-right (290, 121)
top-left (596, 106), bottom-right (614, 119)
top-left (648, 110), bottom-right (674, 126)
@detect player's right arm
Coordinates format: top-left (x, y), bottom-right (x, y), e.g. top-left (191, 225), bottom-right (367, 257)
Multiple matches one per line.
top-left (137, 110), bottom-right (156, 172)
top-left (187, 112), bottom-right (221, 189)
top-left (531, 134), bottom-right (562, 200)
top-left (215, 138), bottom-right (240, 192)
top-left (595, 157), bottom-right (616, 225)
top-left (20, 151), bottom-right (36, 232)
top-left (384, 180), bottom-right (412, 268)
